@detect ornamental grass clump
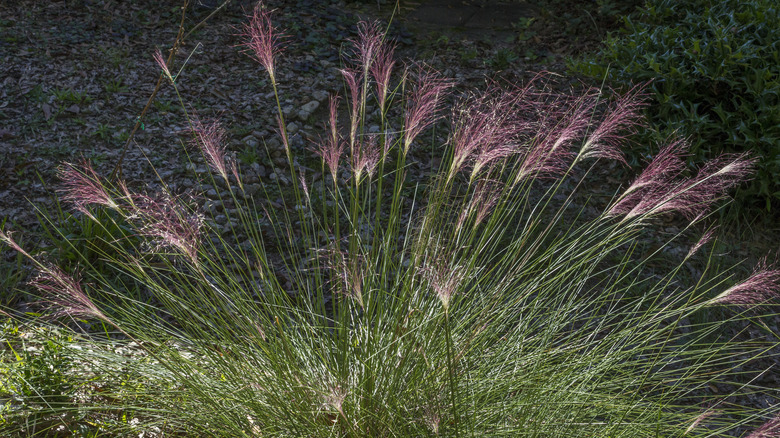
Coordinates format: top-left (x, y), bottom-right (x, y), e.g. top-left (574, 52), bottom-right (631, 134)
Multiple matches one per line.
top-left (2, 4), bottom-right (780, 436)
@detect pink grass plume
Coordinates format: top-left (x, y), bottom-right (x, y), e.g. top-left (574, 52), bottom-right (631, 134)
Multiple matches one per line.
top-left (129, 191), bottom-right (204, 266)
top-left (746, 413), bottom-right (780, 438)
top-left (58, 160), bottom-right (119, 219)
top-left (710, 258), bottom-right (780, 307)
top-left (152, 48), bottom-right (174, 82)
top-left (577, 85), bottom-right (648, 164)
top-left (313, 94), bottom-right (345, 184)
top-left (607, 139), bottom-right (754, 220)
top-left (403, 67), bottom-right (452, 155)
top-left (191, 114), bottom-right (229, 182)
top-left (240, 2), bottom-right (284, 83)
top-left (31, 265), bottom-right (111, 324)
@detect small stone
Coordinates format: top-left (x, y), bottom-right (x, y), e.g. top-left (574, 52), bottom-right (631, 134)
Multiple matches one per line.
top-left (312, 90), bottom-right (328, 102)
top-left (242, 135), bottom-right (259, 148)
top-left (287, 122), bottom-right (299, 134)
top-left (368, 124), bottom-right (380, 133)
top-left (297, 100), bottom-right (320, 120)
top-left (253, 163), bottom-right (267, 178)
top-left (244, 183), bottom-right (262, 196)
top-left (214, 214), bottom-right (228, 225)
top-left (266, 137), bottom-right (282, 150)
top-left (204, 200), bottom-right (223, 213)
top-left (205, 188), bottom-right (219, 199)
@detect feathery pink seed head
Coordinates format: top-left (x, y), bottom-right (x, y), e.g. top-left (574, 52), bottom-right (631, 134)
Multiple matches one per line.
top-left (241, 2), bottom-right (283, 82)
top-left (31, 266), bottom-right (110, 323)
top-left (746, 413), bottom-right (780, 438)
top-left (610, 148), bottom-right (755, 220)
top-left (276, 115), bottom-right (290, 159)
top-left (0, 229), bottom-right (34, 261)
top-left (153, 48), bottom-right (173, 82)
top-left (711, 259), bottom-right (780, 307)
top-left (313, 94), bottom-right (344, 184)
top-left (299, 173), bottom-right (310, 204)
top-left (191, 114), bottom-right (229, 182)
top-left (579, 84), bottom-right (648, 164)
top-left (371, 40), bottom-right (396, 112)
top-left (403, 67), bottom-right (452, 155)
top-left (58, 160), bottom-right (118, 218)
top-left (686, 227), bottom-right (717, 259)
top-left (339, 68), bottom-right (363, 152)
top-left (353, 21), bottom-right (383, 74)
top-left (420, 258), bottom-right (467, 311)
top-left (130, 192), bottom-right (203, 266)
top-left (352, 134), bottom-right (382, 182)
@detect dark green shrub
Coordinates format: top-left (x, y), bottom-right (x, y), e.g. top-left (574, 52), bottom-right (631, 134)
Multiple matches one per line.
top-left (571, 0), bottom-right (780, 211)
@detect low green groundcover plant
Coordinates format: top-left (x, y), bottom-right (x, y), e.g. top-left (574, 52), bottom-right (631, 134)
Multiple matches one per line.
top-left (571, 0), bottom-right (780, 211)
top-left (2, 3), bottom-right (780, 436)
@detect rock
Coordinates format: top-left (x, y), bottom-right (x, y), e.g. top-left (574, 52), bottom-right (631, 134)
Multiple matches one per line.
top-left (244, 183), bottom-right (262, 196)
top-left (242, 135), bottom-right (259, 148)
top-left (204, 200), bottom-right (223, 213)
top-left (287, 122), bottom-right (299, 134)
top-left (297, 100), bottom-right (320, 121)
top-left (266, 137), bottom-right (282, 150)
top-left (251, 162), bottom-right (267, 178)
top-left (312, 90), bottom-right (328, 102)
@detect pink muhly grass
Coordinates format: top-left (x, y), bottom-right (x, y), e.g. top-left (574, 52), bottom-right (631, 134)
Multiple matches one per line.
top-left (240, 2), bottom-right (284, 83)
top-left (314, 95), bottom-right (344, 184)
top-left (230, 159), bottom-right (243, 192)
top-left (684, 402), bottom-right (722, 434)
top-left (152, 48), bottom-right (173, 82)
top-left (129, 191), bottom-right (203, 266)
top-left (299, 173), bottom-right (310, 204)
top-left (686, 226), bottom-right (717, 259)
top-left (512, 131), bottom-right (574, 184)
top-left (370, 37), bottom-right (395, 114)
top-left (403, 67), bottom-right (452, 155)
top-left (711, 259), bottom-right (780, 307)
top-left (58, 160), bottom-right (119, 218)
top-left (321, 245), bottom-right (365, 309)
top-left (578, 85), bottom-right (648, 164)
top-left (351, 21), bottom-right (396, 114)
top-left (606, 139), bottom-right (690, 217)
top-left (420, 258), bottom-right (467, 311)
top-left (191, 114), bottom-right (229, 182)
top-left (276, 115), bottom-right (290, 158)
top-left (31, 265), bottom-right (110, 324)
top-left (340, 67), bottom-right (362, 153)
top-left (610, 148), bottom-right (755, 220)
top-left (508, 87), bottom-right (607, 185)
top-left (746, 413), bottom-right (780, 438)
top-left (457, 179), bottom-right (502, 231)
top-left (0, 229), bottom-right (35, 262)
top-left (447, 89), bottom-right (524, 182)
top-left (353, 21), bottom-right (383, 75)
top-left (352, 134), bottom-right (382, 182)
